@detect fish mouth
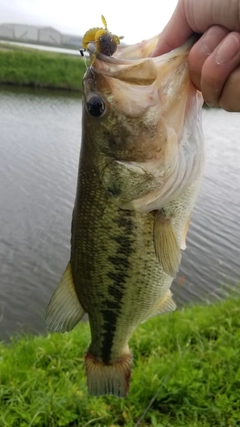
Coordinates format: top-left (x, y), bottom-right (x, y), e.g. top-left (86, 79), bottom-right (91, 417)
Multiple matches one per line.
top-left (83, 35), bottom-right (201, 144)
top-left (83, 35), bottom-right (204, 212)
top-left (85, 41), bottom-right (159, 87)
top-left (84, 36), bottom-right (199, 117)
top-left (87, 35), bottom-right (197, 64)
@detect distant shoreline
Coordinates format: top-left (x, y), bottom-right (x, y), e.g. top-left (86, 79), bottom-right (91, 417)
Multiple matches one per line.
top-left (0, 39), bottom-right (80, 54)
top-left (0, 42), bottom-right (85, 91)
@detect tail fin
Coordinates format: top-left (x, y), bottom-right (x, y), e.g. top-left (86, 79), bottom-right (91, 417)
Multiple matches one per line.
top-left (85, 351), bottom-right (133, 398)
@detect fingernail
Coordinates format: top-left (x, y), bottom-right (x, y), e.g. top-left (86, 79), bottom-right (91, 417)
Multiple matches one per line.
top-left (201, 27), bottom-right (221, 55)
top-left (205, 101), bottom-right (217, 108)
top-left (216, 34), bottom-right (240, 64)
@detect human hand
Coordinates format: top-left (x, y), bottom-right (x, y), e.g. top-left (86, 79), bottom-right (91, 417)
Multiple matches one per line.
top-left (152, 0), bottom-right (240, 112)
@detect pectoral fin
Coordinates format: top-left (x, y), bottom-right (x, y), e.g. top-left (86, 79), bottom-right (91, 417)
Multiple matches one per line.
top-left (46, 262), bottom-right (85, 332)
top-left (154, 212), bottom-right (181, 277)
top-left (181, 216), bottom-right (191, 250)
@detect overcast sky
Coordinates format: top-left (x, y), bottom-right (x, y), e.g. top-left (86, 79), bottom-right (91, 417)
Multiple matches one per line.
top-left (0, 0), bottom-right (178, 44)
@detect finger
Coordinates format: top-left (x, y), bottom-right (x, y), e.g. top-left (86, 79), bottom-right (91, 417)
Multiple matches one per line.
top-left (152, 0), bottom-right (240, 57)
top-left (219, 65), bottom-right (240, 112)
top-left (151, 2), bottom-right (192, 56)
top-left (200, 32), bottom-right (240, 107)
top-left (188, 26), bottom-right (230, 91)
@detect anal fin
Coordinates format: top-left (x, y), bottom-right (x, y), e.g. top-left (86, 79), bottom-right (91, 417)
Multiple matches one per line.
top-left (154, 211), bottom-right (181, 277)
top-left (153, 290), bottom-right (176, 316)
top-left (46, 262), bottom-right (85, 332)
top-left (142, 290), bottom-right (176, 323)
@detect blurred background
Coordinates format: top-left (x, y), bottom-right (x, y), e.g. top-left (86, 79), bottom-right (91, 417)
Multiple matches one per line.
top-left (0, 0), bottom-right (179, 45)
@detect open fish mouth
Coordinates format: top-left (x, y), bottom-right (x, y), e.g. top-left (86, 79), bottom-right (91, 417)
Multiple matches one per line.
top-left (85, 35), bottom-right (198, 73)
top-left (83, 35), bottom-right (204, 213)
top-left (87, 35), bottom-right (197, 62)
top-left (83, 35), bottom-right (200, 117)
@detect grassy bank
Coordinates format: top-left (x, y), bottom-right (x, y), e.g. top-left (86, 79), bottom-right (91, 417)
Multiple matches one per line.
top-left (0, 45), bottom-right (86, 91)
top-left (1, 298), bottom-right (240, 427)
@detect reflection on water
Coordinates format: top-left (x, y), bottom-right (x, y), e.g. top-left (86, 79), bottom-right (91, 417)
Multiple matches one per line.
top-left (0, 87), bottom-right (240, 340)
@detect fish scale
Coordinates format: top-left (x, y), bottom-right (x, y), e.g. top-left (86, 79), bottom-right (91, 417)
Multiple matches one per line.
top-left (71, 157), bottom-right (173, 360)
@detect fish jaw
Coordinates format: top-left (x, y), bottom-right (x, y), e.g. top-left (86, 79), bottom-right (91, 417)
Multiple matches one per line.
top-left (83, 37), bottom-right (204, 212)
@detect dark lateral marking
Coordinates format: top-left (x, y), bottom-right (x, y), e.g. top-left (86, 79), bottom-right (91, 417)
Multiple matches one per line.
top-left (107, 184), bottom-right (122, 197)
top-left (114, 236), bottom-right (131, 255)
top-left (109, 255), bottom-right (130, 271)
top-left (108, 284), bottom-right (123, 301)
top-left (104, 300), bottom-right (120, 310)
top-left (116, 216), bottom-right (132, 229)
top-left (100, 309), bottom-right (119, 364)
top-left (108, 270), bottom-right (129, 284)
top-left (100, 210), bottom-right (133, 364)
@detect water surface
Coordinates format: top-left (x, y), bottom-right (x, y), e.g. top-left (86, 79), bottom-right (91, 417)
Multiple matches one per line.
top-left (0, 87), bottom-right (239, 340)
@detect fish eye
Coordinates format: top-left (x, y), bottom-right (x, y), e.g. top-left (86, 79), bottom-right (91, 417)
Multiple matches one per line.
top-left (86, 95), bottom-right (106, 118)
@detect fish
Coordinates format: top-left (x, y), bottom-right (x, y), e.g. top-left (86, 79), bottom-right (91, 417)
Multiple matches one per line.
top-left (46, 21), bottom-right (205, 398)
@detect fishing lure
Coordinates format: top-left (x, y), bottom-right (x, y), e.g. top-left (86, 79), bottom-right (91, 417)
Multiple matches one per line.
top-left (82, 15), bottom-right (124, 63)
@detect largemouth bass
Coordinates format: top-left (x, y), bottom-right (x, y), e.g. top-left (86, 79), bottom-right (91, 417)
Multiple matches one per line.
top-left (46, 22), bottom-right (205, 397)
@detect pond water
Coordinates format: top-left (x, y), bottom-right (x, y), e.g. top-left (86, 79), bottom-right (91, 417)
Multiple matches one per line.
top-left (0, 86), bottom-right (240, 340)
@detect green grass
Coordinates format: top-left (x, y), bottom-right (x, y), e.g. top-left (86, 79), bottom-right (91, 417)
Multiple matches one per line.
top-left (1, 297), bottom-right (240, 427)
top-left (0, 45), bottom-right (86, 91)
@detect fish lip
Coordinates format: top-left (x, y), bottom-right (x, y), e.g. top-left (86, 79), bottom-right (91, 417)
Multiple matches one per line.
top-left (87, 35), bottom-right (198, 67)
top-left (87, 43), bottom-right (118, 63)
top-left (87, 42), bottom-right (142, 65)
